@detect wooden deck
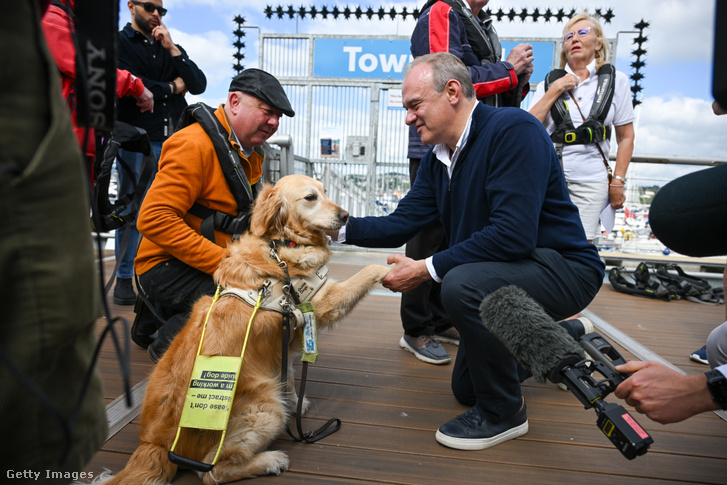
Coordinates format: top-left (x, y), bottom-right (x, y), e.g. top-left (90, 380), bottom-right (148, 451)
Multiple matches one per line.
top-left (85, 251), bottom-right (727, 484)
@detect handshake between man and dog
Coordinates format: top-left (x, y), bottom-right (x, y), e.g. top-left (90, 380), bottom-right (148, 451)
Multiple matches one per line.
top-left (105, 175), bottom-right (390, 484)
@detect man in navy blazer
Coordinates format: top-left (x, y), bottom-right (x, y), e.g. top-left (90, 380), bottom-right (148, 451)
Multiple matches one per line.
top-left (333, 52), bottom-right (604, 451)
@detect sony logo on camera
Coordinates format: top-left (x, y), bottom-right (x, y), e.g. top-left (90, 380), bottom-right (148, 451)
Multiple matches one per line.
top-left (85, 40), bottom-right (113, 130)
top-left (75, 0), bottom-right (117, 132)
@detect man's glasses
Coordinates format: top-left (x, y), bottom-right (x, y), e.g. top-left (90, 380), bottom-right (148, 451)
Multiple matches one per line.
top-left (563, 27), bottom-right (591, 43)
top-left (131, 1), bottom-right (167, 17)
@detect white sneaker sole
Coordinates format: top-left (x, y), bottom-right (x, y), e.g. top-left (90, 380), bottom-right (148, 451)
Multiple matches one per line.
top-left (435, 420), bottom-right (529, 450)
top-left (399, 336), bottom-right (451, 365)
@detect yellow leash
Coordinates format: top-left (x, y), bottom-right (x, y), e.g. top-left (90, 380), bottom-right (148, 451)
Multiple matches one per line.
top-left (168, 285), bottom-right (263, 472)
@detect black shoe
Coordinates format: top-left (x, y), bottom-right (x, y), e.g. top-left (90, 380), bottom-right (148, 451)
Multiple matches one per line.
top-left (130, 297), bottom-right (158, 349)
top-left (113, 277), bottom-right (137, 305)
top-left (147, 313), bottom-right (187, 363)
top-left (435, 400), bottom-right (528, 450)
top-left (148, 344), bottom-right (162, 364)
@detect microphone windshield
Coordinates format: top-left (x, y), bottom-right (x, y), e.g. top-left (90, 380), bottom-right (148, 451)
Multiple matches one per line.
top-left (480, 286), bottom-right (584, 383)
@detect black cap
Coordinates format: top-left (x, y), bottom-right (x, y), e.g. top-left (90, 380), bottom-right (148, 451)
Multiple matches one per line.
top-left (228, 68), bottom-right (295, 117)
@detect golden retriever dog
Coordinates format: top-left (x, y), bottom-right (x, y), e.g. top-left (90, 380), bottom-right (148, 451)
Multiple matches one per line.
top-left (105, 174), bottom-right (390, 484)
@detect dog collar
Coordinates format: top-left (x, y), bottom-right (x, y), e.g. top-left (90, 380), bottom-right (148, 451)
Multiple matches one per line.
top-left (266, 238), bottom-right (298, 249)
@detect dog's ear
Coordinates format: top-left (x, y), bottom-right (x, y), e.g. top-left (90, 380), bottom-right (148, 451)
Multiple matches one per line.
top-left (250, 183), bottom-right (287, 237)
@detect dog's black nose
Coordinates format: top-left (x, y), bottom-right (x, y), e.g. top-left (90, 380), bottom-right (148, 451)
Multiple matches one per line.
top-left (338, 210), bottom-right (349, 224)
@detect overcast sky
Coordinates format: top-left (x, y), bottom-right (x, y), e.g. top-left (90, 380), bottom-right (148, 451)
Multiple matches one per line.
top-left (121, 1), bottom-right (727, 184)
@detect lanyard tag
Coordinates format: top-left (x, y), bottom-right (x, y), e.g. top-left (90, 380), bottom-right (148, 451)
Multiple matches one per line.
top-left (298, 302), bottom-right (318, 364)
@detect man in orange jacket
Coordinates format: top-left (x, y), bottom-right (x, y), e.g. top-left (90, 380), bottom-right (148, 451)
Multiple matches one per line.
top-left (134, 69), bottom-right (294, 362)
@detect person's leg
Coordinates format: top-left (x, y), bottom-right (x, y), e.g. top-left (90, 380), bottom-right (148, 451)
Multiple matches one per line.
top-left (114, 141), bottom-right (160, 304)
top-left (401, 218), bottom-right (450, 337)
top-left (706, 321), bottom-right (727, 368)
top-left (139, 259), bottom-right (217, 361)
top-left (566, 181), bottom-right (609, 242)
top-left (399, 158), bottom-right (453, 364)
top-left (437, 249), bottom-right (601, 449)
top-left (0, 1), bottom-right (106, 475)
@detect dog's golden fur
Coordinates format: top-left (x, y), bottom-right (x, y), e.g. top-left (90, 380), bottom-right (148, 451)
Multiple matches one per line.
top-left (106, 175), bottom-right (389, 484)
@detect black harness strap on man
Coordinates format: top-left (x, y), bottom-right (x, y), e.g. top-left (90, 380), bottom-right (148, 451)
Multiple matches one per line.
top-left (545, 63), bottom-right (616, 146)
top-left (176, 102), bottom-right (262, 243)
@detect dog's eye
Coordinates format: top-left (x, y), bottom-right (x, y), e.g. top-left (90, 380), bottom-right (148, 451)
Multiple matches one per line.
top-left (304, 194), bottom-right (317, 201)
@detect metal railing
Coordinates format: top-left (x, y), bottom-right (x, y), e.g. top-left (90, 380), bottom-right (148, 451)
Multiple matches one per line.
top-left (264, 138), bottom-right (726, 218)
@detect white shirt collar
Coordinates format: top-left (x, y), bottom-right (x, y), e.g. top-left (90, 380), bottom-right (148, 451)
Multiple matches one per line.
top-left (565, 58), bottom-right (597, 80)
top-left (433, 102), bottom-right (478, 177)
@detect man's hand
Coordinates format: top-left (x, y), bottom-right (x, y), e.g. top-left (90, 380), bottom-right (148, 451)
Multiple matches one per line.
top-left (517, 63), bottom-right (534, 87)
top-left (135, 86), bottom-right (154, 113)
top-left (505, 43), bottom-right (534, 76)
top-left (614, 360), bottom-right (718, 424)
top-left (152, 22), bottom-right (181, 56)
top-left (382, 254), bottom-right (431, 293)
top-left (713, 100), bottom-right (726, 116)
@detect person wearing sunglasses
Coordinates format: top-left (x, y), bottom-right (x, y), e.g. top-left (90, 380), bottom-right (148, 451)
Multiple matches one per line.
top-left (529, 12), bottom-right (635, 243)
top-left (114, 0), bottom-right (206, 308)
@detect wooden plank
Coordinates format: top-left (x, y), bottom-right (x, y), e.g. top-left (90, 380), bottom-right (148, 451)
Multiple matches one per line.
top-left (83, 259), bottom-right (727, 485)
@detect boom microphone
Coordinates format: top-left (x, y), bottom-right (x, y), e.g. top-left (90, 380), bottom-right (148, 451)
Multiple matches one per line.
top-left (480, 285), bottom-right (654, 460)
top-left (479, 285), bottom-right (584, 383)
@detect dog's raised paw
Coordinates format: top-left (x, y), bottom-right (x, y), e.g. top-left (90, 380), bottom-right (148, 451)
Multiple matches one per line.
top-left (296, 396), bottom-right (311, 415)
top-left (261, 450), bottom-right (290, 476)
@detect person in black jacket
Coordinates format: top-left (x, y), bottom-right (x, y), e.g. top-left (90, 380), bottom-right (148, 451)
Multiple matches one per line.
top-left (113, 0), bottom-right (206, 306)
top-left (399, 0), bottom-right (534, 365)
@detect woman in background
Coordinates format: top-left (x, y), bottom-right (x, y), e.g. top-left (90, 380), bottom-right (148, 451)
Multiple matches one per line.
top-left (529, 12), bottom-right (635, 241)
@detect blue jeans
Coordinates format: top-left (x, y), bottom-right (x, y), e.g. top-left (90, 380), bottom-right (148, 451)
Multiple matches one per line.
top-left (114, 141), bottom-right (161, 278)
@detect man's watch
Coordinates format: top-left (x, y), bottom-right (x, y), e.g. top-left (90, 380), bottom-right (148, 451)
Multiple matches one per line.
top-left (612, 174), bottom-right (627, 184)
top-left (705, 370), bottom-right (727, 409)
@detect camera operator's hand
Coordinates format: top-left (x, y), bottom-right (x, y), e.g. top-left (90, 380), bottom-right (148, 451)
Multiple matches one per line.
top-left (152, 22), bottom-right (181, 57)
top-left (614, 360), bottom-right (719, 424)
top-left (135, 86), bottom-right (154, 113)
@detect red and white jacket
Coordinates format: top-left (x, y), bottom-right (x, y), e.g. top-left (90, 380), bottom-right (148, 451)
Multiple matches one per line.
top-left (41, 0), bottom-right (146, 157)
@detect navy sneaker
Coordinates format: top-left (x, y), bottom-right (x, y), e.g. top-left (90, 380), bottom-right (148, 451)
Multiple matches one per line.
top-left (434, 327), bottom-right (460, 346)
top-left (690, 345), bottom-right (709, 365)
top-left (435, 400), bottom-right (528, 450)
top-left (399, 334), bottom-right (451, 364)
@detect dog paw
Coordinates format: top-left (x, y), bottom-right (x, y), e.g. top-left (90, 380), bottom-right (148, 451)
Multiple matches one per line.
top-left (289, 388), bottom-right (311, 415)
top-left (261, 451), bottom-right (289, 476)
top-left (296, 396), bottom-right (311, 415)
top-left (366, 264), bottom-right (391, 282)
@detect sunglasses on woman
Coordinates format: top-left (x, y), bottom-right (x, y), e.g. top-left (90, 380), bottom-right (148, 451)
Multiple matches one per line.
top-left (131, 0), bottom-right (167, 17)
top-left (563, 27), bottom-right (591, 43)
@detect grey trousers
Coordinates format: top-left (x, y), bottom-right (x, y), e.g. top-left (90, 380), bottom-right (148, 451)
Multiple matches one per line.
top-left (707, 321), bottom-right (727, 369)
